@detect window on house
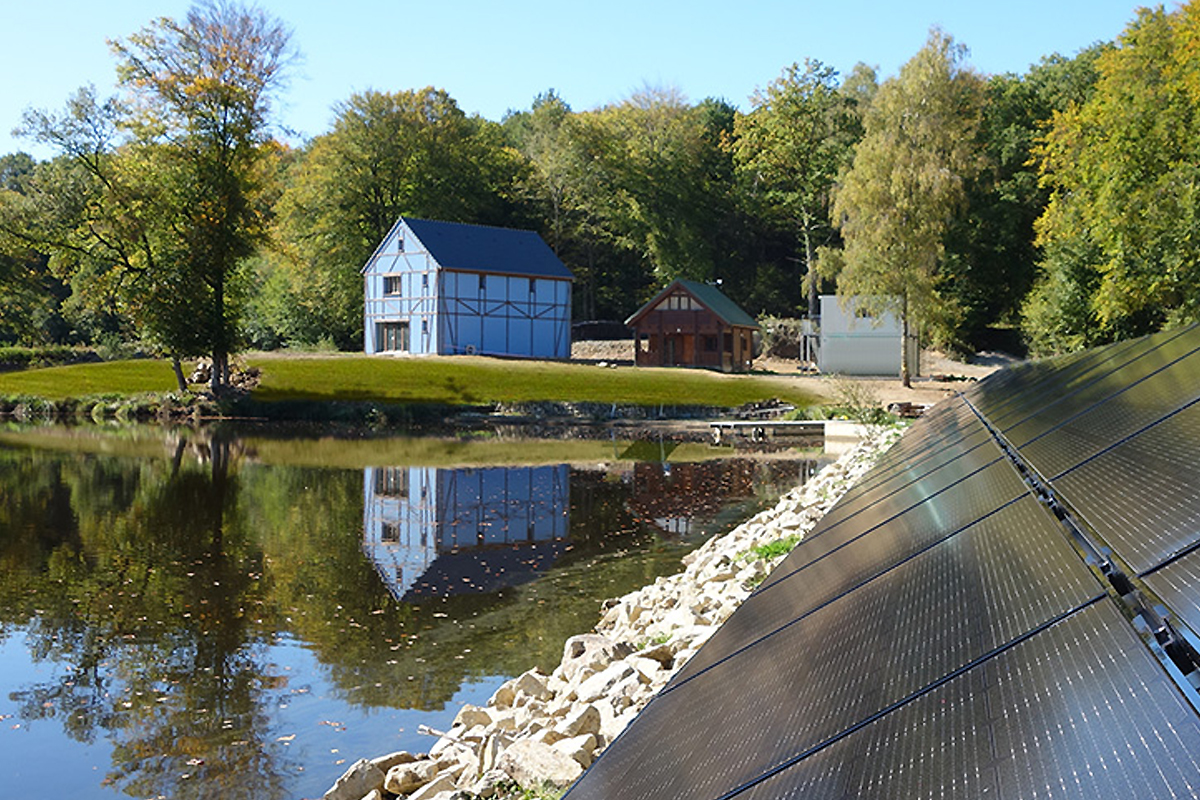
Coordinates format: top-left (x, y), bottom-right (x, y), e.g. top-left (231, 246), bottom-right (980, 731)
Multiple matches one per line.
top-left (529, 278), bottom-right (537, 295)
top-left (421, 319), bottom-right (429, 336)
top-left (396, 234), bottom-right (405, 252)
top-left (381, 520), bottom-right (401, 543)
top-left (375, 467), bottom-right (408, 498)
top-left (383, 276), bottom-right (402, 295)
top-left (704, 335), bottom-right (718, 352)
top-left (422, 272), bottom-right (429, 290)
top-left (479, 274), bottom-right (487, 293)
top-left (377, 321), bottom-right (409, 352)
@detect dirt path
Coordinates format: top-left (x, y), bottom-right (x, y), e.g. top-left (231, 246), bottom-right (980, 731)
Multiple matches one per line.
top-left (571, 340), bottom-right (1020, 412)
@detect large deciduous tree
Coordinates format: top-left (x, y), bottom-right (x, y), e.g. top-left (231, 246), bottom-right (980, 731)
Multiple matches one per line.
top-left (1026, 2), bottom-right (1200, 354)
top-left (732, 59), bottom-right (861, 318)
top-left (269, 87), bottom-right (524, 348)
top-left (832, 29), bottom-right (984, 385)
top-left (12, 1), bottom-right (294, 389)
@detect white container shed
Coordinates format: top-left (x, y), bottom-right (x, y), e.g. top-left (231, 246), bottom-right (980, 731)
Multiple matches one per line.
top-left (817, 294), bottom-right (918, 376)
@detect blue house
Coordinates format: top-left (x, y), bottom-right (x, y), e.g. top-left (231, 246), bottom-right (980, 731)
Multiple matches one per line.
top-left (362, 217), bottom-right (574, 358)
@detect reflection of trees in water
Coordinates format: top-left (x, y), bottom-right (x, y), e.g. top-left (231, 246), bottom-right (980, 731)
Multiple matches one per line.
top-left (0, 429), bottom-right (809, 796)
top-left (0, 433), bottom-right (294, 800)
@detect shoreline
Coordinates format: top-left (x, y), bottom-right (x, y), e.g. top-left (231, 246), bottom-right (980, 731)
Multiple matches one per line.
top-left (322, 424), bottom-right (904, 800)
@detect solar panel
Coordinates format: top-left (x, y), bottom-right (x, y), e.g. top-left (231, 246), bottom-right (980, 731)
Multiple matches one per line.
top-left (966, 334), bottom-right (1145, 421)
top-left (669, 494), bottom-right (1099, 688)
top-left (566, 325), bottom-right (1200, 800)
top-left (831, 397), bottom-right (982, 503)
top-left (812, 421), bottom-right (993, 534)
top-left (730, 602), bottom-right (1200, 800)
top-left (1003, 327), bottom-right (1200, 452)
top-left (761, 449), bottom-right (1025, 591)
top-left (569, 495), bottom-right (1105, 800)
top-left (1051, 400), bottom-right (1200, 576)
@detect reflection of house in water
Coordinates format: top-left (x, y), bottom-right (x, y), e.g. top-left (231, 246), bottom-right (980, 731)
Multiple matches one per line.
top-left (362, 465), bottom-right (569, 601)
top-left (627, 459), bottom-right (818, 538)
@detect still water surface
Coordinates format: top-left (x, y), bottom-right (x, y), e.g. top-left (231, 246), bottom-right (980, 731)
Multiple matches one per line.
top-left (0, 425), bottom-right (818, 799)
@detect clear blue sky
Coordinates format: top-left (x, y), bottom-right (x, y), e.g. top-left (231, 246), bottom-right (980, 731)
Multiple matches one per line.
top-left (2, 0), bottom-right (1148, 158)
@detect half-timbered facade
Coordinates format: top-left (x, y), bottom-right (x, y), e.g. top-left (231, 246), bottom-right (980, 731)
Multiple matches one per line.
top-left (363, 217), bottom-right (573, 358)
top-left (626, 278), bottom-right (759, 372)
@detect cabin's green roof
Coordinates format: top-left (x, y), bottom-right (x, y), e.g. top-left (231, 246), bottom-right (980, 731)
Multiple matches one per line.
top-left (626, 279), bottom-right (759, 328)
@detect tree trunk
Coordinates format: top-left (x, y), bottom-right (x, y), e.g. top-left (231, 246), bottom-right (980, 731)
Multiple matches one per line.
top-left (900, 294), bottom-right (912, 389)
top-left (210, 349), bottom-right (228, 393)
top-left (170, 356), bottom-right (187, 393)
top-left (802, 225), bottom-right (817, 320)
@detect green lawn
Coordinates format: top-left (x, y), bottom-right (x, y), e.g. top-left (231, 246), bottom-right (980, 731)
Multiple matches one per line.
top-left (0, 360), bottom-right (180, 400)
top-left (0, 353), bottom-right (824, 409)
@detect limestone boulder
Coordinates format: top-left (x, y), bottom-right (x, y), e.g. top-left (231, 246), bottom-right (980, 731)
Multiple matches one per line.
top-left (384, 759), bottom-right (438, 795)
top-left (406, 773), bottom-right (458, 800)
top-left (553, 733), bottom-right (598, 768)
top-left (323, 758), bottom-right (385, 800)
top-left (560, 634), bottom-right (634, 683)
top-left (497, 739), bottom-right (584, 789)
top-left (512, 669), bottom-right (553, 702)
top-left (556, 703), bottom-right (601, 739)
top-left (574, 661), bottom-right (636, 705)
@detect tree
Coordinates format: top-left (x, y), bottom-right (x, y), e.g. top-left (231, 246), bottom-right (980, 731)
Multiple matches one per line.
top-left (271, 87), bottom-right (525, 348)
top-left (938, 46), bottom-right (1108, 352)
top-left (732, 59), bottom-right (861, 318)
top-left (1026, 3), bottom-right (1200, 354)
top-left (11, 2), bottom-right (294, 389)
top-left (832, 29), bottom-right (984, 385)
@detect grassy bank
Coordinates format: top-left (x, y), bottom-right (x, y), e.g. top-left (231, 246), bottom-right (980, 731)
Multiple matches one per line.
top-left (0, 353), bottom-right (823, 411)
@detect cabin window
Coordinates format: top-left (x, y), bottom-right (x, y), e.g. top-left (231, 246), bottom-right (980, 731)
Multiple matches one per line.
top-left (663, 293), bottom-right (698, 311)
top-left (704, 335), bottom-right (718, 352)
top-left (383, 276), bottom-right (402, 296)
top-left (377, 321), bottom-right (409, 352)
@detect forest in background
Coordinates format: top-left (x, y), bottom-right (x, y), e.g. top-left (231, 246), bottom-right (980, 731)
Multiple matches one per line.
top-left (0, 1), bottom-right (1197, 377)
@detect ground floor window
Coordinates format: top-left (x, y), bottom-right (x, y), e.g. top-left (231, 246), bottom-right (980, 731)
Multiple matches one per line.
top-left (378, 321), bottom-right (409, 351)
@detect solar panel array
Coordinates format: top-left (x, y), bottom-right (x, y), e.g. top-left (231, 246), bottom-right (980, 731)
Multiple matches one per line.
top-left (565, 324), bottom-right (1200, 800)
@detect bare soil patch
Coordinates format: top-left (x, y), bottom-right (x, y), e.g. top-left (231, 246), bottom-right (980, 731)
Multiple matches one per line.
top-left (569, 339), bottom-right (1020, 412)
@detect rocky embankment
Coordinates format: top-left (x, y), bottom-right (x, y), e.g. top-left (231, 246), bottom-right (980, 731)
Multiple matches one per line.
top-left (323, 425), bottom-right (904, 800)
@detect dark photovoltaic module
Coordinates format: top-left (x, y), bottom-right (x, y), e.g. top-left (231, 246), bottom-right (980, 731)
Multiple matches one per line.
top-left (565, 324), bottom-right (1200, 800)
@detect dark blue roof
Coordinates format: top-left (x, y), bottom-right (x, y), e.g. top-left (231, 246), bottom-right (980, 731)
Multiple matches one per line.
top-left (405, 217), bottom-right (573, 280)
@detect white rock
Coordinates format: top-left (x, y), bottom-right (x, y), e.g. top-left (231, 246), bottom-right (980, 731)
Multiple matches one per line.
top-left (513, 669), bottom-right (553, 702)
top-left (575, 661), bottom-right (636, 705)
top-left (552, 733), bottom-right (598, 768)
top-left (370, 751), bottom-right (417, 773)
top-left (454, 704), bottom-right (493, 729)
top-left (471, 768), bottom-right (511, 798)
top-left (498, 739), bottom-right (584, 788)
top-left (384, 759), bottom-right (438, 795)
top-left (323, 758), bottom-right (384, 800)
top-left (490, 681), bottom-right (516, 708)
top-left (560, 634), bottom-right (633, 683)
top-left (556, 703), bottom-right (601, 738)
top-left (406, 773), bottom-right (458, 800)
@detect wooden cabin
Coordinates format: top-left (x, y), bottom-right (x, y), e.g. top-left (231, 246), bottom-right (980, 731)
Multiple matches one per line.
top-left (626, 279), bottom-right (759, 372)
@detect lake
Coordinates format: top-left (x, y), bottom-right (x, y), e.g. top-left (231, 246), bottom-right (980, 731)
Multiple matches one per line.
top-left (0, 424), bottom-right (820, 799)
